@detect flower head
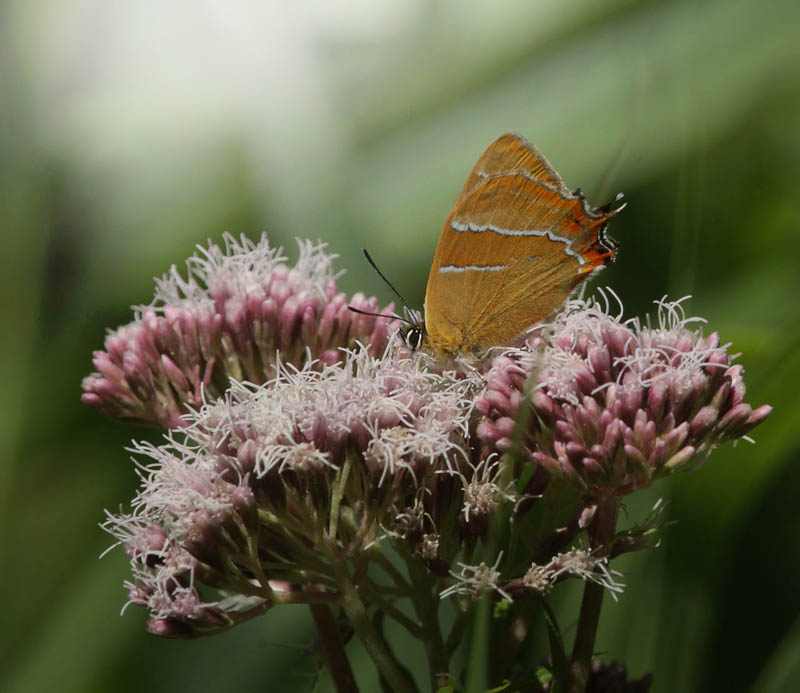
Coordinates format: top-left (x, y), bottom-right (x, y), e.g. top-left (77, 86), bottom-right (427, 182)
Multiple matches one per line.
top-left (523, 547), bottom-right (624, 599)
top-left (440, 552), bottom-right (510, 602)
top-left (82, 234), bottom-right (398, 428)
top-left (90, 234), bottom-right (772, 659)
top-left (476, 293), bottom-right (772, 498)
top-left (103, 347), bottom-right (477, 635)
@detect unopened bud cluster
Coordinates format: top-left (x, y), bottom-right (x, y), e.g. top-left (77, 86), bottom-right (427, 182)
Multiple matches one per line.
top-left (476, 294), bottom-right (771, 498)
top-left (82, 234), bottom-right (396, 428)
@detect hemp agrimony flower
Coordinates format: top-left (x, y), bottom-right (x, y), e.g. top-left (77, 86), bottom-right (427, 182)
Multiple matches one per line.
top-left (103, 347), bottom-right (477, 637)
top-left (87, 237), bottom-right (770, 692)
top-left (476, 293), bottom-right (772, 499)
top-left (82, 234), bottom-right (397, 428)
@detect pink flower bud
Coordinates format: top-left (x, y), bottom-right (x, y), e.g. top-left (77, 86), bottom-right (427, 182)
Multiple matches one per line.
top-left (478, 295), bottom-right (771, 497)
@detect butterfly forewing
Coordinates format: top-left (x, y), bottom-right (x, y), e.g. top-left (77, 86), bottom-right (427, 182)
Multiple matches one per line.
top-left (423, 133), bottom-right (620, 358)
top-left (454, 133), bottom-right (567, 203)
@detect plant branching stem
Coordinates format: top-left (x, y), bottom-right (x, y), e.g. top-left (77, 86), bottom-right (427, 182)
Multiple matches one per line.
top-left (332, 560), bottom-right (416, 693)
top-left (309, 603), bottom-right (359, 693)
top-left (566, 497), bottom-right (619, 693)
top-left (359, 580), bottom-right (426, 638)
top-left (405, 555), bottom-right (448, 690)
top-left (329, 455), bottom-right (353, 540)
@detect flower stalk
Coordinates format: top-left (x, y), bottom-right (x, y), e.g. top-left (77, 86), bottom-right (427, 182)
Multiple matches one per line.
top-left (331, 558), bottom-right (416, 693)
top-left (308, 603), bottom-right (359, 693)
top-left (404, 551), bottom-right (450, 689)
top-left (566, 497), bottom-right (619, 692)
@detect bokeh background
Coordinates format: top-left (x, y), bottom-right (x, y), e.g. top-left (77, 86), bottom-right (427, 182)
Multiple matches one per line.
top-left (2, 1), bottom-right (799, 691)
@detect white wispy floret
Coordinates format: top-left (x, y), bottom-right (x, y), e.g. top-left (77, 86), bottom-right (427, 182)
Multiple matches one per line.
top-left (102, 344), bottom-right (480, 632)
top-left (194, 347), bottom-right (475, 485)
top-left (522, 548), bottom-right (625, 600)
top-left (441, 553), bottom-right (511, 601)
top-left (144, 234), bottom-right (335, 313)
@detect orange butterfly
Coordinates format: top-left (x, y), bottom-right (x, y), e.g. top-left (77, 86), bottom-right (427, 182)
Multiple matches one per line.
top-left (362, 133), bottom-right (624, 361)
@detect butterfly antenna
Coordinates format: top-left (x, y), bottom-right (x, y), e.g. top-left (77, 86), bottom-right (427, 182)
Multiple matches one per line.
top-left (361, 249), bottom-right (415, 314)
top-left (348, 305), bottom-right (410, 325)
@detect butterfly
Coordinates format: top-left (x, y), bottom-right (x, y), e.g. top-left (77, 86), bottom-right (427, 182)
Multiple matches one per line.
top-left (361, 133), bottom-right (624, 361)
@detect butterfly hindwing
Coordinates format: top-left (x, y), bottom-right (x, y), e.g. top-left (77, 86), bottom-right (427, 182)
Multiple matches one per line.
top-left (423, 134), bottom-right (621, 358)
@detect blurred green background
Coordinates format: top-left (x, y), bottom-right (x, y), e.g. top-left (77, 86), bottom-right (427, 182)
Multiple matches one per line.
top-left (1, 1), bottom-right (798, 691)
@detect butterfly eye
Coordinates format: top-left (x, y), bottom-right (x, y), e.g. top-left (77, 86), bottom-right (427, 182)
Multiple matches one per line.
top-left (403, 327), bottom-right (423, 351)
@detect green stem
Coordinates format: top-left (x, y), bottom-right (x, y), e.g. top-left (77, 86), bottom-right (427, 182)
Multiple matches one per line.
top-left (372, 550), bottom-right (412, 592)
top-left (465, 594), bottom-right (490, 693)
top-left (329, 454), bottom-right (353, 541)
top-left (359, 579), bottom-right (426, 638)
top-left (405, 555), bottom-right (449, 690)
top-left (491, 595), bottom-right (537, 683)
top-left (346, 493), bottom-right (395, 555)
top-left (309, 603), bottom-right (360, 693)
top-left (445, 609), bottom-right (470, 656)
top-left (270, 589), bottom-right (341, 606)
top-left (565, 581), bottom-right (605, 692)
top-left (333, 561), bottom-right (416, 693)
top-left (566, 497), bottom-right (619, 693)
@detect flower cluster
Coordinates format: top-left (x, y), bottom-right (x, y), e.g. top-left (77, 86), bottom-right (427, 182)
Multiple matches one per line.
top-left (88, 234), bottom-right (771, 691)
top-left (102, 347), bottom-right (478, 635)
top-left (520, 547), bottom-right (624, 598)
top-left (476, 294), bottom-right (771, 499)
top-left (82, 234), bottom-right (397, 428)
